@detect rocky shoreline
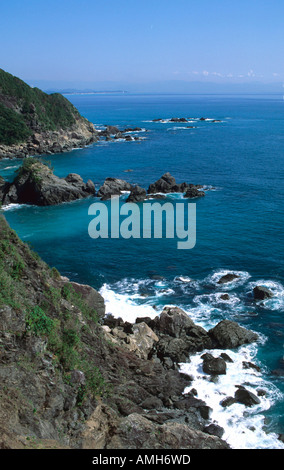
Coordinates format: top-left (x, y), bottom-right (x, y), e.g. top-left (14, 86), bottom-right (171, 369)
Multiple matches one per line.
top-left (0, 214), bottom-right (231, 449)
top-left (0, 212), bottom-right (281, 449)
top-left (0, 123), bottom-right (148, 161)
top-left (0, 160), bottom-right (209, 207)
top-left (0, 112), bottom-right (223, 161)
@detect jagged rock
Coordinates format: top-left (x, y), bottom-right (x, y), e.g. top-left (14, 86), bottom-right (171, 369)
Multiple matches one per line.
top-left (209, 319), bottom-right (259, 349)
top-left (170, 117), bottom-right (188, 122)
top-left (253, 286), bottom-right (274, 300)
top-left (102, 319), bottom-right (159, 360)
top-left (220, 352), bottom-right (234, 363)
top-left (242, 361), bottom-right (261, 372)
top-left (126, 185), bottom-right (147, 203)
top-left (220, 397), bottom-right (236, 408)
top-left (97, 177), bottom-right (133, 200)
top-left (203, 423), bottom-right (225, 438)
top-left (140, 396), bottom-right (164, 410)
top-left (62, 281), bottom-right (105, 320)
top-left (0, 215), bottom-right (232, 451)
top-left (234, 387), bottom-right (261, 407)
top-left (171, 182), bottom-right (190, 192)
top-left (0, 68), bottom-right (99, 159)
top-left (104, 125), bottom-right (121, 135)
top-left (202, 354), bottom-right (227, 375)
top-left (128, 322), bottom-right (159, 360)
top-left (81, 404), bottom-right (120, 449)
top-left (107, 413), bottom-right (229, 449)
top-left (184, 187), bottom-right (205, 198)
top-left (149, 306), bottom-right (212, 363)
top-left (217, 273), bottom-right (240, 284)
top-left (1, 160), bottom-right (96, 206)
top-left (174, 395), bottom-right (212, 420)
top-left (147, 172), bottom-right (177, 194)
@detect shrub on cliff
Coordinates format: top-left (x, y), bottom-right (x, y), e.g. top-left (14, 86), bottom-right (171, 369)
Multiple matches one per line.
top-left (0, 103), bottom-right (32, 145)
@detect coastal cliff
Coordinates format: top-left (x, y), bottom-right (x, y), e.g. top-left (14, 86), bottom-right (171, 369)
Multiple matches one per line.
top-left (0, 69), bottom-right (98, 159)
top-left (0, 214), bottom-right (264, 449)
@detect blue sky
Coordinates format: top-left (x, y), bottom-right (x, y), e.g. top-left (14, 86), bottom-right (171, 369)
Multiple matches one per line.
top-left (1, 0), bottom-right (284, 90)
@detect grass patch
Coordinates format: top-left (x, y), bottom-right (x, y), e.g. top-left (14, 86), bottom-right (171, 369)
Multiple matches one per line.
top-left (26, 306), bottom-right (54, 336)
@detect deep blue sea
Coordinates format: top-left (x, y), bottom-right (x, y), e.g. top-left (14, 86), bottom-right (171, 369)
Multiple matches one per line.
top-left (1, 93), bottom-right (284, 449)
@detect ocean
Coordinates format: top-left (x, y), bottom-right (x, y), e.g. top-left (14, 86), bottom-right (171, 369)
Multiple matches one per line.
top-left (1, 93), bottom-right (284, 449)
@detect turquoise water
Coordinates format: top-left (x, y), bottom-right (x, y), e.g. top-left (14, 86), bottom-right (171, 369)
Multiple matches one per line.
top-left (1, 93), bottom-right (284, 448)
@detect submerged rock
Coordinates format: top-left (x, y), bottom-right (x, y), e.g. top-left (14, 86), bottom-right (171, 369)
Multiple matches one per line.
top-left (220, 294), bottom-right (230, 301)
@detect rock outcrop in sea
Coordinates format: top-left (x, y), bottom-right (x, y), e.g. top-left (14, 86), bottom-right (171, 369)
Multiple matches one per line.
top-left (0, 158), bottom-right (95, 206)
top-left (96, 172), bottom-right (208, 202)
top-left (0, 167), bottom-right (210, 208)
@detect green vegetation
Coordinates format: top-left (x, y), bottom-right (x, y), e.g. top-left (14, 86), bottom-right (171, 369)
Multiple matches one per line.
top-left (0, 227), bottom-right (28, 308)
top-left (0, 103), bottom-right (32, 145)
top-left (26, 306), bottom-right (54, 336)
top-left (14, 157), bottom-right (49, 185)
top-left (0, 68), bottom-right (84, 145)
top-left (0, 215), bottom-right (109, 401)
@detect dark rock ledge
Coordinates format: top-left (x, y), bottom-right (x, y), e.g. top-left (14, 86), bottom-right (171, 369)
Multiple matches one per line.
top-left (0, 168), bottom-right (211, 207)
top-left (152, 117), bottom-right (221, 123)
top-left (98, 125), bottom-right (146, 143)
top-left (0, 124), bottom-right (146, 161)
top-left (0, 159), bottom-right (95, 206)
top-left (0, 120), bottom-right (99, 160)
top-left (97, 172), bottom-right (209, 202)
top-left (100, 305), bottom-right (261, 446)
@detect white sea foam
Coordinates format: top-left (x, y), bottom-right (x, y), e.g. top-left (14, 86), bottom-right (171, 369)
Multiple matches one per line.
top-left (2, 165), bottom-right (18, 170)
top-left (174, 276), bottom-right (194, 283)
top-left (179, 345), bottom-right (284, 449)
top-left (99, 274), bottom-right (283, 449)
top-left (123, 128), bottom-right (147, 134)
top-left (194, 292), bottom-right (241, 308)
top-left (1, 203), bottom-right (23, 211)
top-left (99, 282), bottom-right (161, 323)
top-left (167, 126), bottom-right (197, 131)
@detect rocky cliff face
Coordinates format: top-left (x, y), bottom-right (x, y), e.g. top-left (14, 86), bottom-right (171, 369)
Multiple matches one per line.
top-left (0, 68), bottom-right (99, 159)
top-left (0, 215), bottom-right (236, 449)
